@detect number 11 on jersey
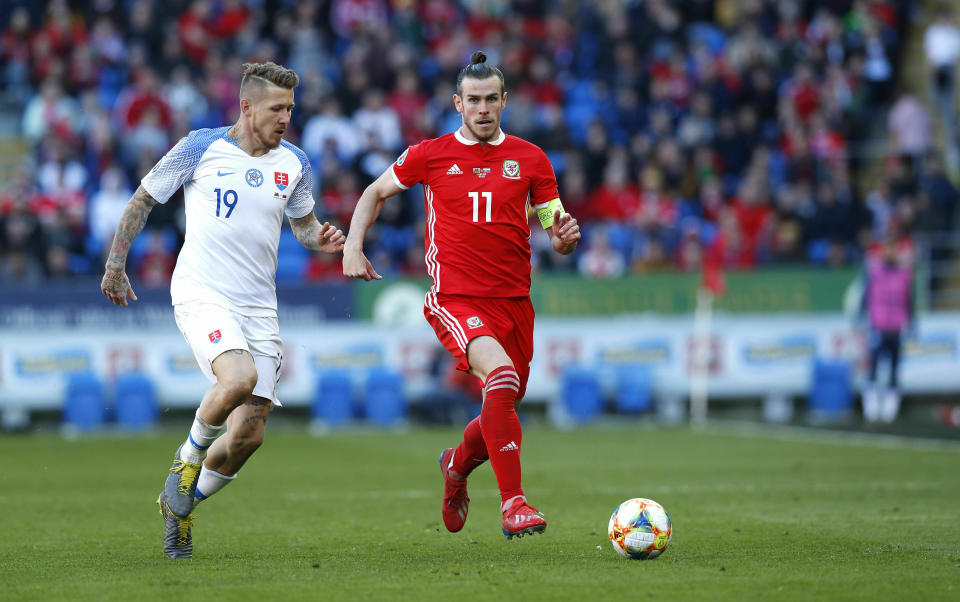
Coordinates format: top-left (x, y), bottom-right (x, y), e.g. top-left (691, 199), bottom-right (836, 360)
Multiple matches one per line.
top-left (469, 191), bottom-right (492, 222)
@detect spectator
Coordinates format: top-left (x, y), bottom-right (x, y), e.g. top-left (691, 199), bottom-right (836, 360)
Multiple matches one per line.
top-left (89, 167), bottom-right (133, 249)
top-left (578, 227), bottom-right (626, 278)
top-left (920, 153), bottom-right (959, 231)
top-left (21, 79), bottom-right (80, 143)
top-left (888, 92), bottom-right (930, 164)
top-left (352, 89), bottom-right (402, 153)
top-left (301, 97), bottom-right (362, 164)
top-left (924, 9), bottom-right (960, 111)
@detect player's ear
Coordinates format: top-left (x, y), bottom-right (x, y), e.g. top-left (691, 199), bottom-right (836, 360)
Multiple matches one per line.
top-left (453, 94), bottom-right (463, 114)
top-left (239, 98), bottom-right (251, 115)
top-left (501, 90), bottom-right (507, 108)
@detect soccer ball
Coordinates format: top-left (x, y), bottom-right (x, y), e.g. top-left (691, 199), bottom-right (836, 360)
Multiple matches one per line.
top-left (607, 498), bottom-right (672, 559)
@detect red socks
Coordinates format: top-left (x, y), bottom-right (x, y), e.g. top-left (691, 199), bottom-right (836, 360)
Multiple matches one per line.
top-left (451, 416), bottom-right (488, 477)
top-left (478, 366), bottom-right (524, 505)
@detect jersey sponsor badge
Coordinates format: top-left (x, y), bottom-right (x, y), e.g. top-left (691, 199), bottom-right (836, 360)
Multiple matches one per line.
top-left (473, 167), bottom-right (491, 179)
top-left (208, 329), bottom-right (222, 344)
top-left (275, 171), bottom-right (289, 190)
top-left (245, 168), bottom-right (264, 187)
top-left (502, 160), bottom-right (520, 179)
top-left (466, 316), bottom-right (484, 329)
top-left (396, 148), bottom-right (409, 166)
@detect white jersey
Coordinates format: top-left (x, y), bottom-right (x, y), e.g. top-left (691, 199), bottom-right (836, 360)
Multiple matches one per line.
top-left (141, 127), bottom-right (314, 316)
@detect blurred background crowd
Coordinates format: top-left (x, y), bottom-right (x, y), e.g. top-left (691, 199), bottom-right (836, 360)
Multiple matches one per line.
top-left (0, 0), bottom-right (957, 285)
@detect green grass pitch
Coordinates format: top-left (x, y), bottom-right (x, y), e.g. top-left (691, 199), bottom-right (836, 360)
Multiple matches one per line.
top-left (1, 424), bottom-right (958, 601)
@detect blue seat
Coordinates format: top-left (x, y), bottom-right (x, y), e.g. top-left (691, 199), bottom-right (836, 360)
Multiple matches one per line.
top-left (561, 367), bottom-right (604, 423)
top-left (809, 360), bottom-right (853, 418)
top-left (114, 372), bottom-right (158, 431)
top-left (364, 369), bottom-right (406, 427)
top-left (312, 370), bottom-right (353, 427)
top-left (614, 365), bottom-right (653, 413)
top-left (63, 372), bottom-right (106, 432)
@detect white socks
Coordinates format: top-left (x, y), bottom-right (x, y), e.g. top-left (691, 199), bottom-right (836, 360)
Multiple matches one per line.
top-left (862, 386), bottom-right (882, 423)
top-left (193, 466), bottom-right (236, 508)
top-left (881, 390), bottom-right (900, 424)
top-left (864, 386), bottom-right (901, 424)
top-left (179, 413), bottom-right (225, 465)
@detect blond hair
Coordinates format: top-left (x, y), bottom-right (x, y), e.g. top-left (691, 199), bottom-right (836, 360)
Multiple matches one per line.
top-left (239, 62), bottom-right (299, 99)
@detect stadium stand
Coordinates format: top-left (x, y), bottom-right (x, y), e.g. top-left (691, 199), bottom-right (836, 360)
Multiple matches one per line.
top-left (1, 0), bottom-right (943, 286)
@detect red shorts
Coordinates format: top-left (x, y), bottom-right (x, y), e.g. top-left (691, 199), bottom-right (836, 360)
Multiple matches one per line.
top-left (423, 292), bottom-right (535, 399)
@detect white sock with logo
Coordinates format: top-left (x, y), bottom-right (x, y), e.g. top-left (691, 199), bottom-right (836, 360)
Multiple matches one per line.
top-left (193, 466), bottom-right (236, 508)
top-left (179, 414), bottom-right (225, 465)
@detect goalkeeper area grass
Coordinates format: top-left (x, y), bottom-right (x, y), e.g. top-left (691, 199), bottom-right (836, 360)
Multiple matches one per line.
top-left (1, 424), bottom-right (958, 601)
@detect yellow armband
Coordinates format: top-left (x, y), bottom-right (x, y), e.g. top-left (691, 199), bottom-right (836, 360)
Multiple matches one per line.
top-left (536, 198), bottom-right (565, 229)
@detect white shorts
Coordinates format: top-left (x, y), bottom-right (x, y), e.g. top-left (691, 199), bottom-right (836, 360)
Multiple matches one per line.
top-left (173, 303), bottom-right (283, 405)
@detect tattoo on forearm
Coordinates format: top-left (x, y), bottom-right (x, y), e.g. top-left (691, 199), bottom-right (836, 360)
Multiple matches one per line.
top-left (105, 186), bottom-right (157, 271)
top-left (291, 218), bottom-right (323, 251)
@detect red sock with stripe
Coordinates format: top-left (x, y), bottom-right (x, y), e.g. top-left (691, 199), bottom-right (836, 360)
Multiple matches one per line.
top-left (479, 365), bottom-right (524, 505)
top-left (451, 416), bottom-right (488, 477)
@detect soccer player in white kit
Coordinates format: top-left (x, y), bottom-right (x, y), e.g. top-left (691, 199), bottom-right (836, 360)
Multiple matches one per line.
top-left (100, 62), bottom-right (345, 559)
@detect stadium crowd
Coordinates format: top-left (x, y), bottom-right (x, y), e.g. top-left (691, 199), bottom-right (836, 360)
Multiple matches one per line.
top-left (0, 0), bottom-right (954, 285)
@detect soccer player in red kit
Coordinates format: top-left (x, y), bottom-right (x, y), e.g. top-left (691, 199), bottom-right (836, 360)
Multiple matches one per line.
top-left (343, 51), bottom-right (580, 539)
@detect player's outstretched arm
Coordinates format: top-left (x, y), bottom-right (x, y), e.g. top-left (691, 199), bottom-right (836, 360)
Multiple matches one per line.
top-left (342, 168), bottom-right (405, 281)
top-left (101, 185), bottom-right (158, 306)
top-left (548, 209), bottom-right (581, 255)
top-left (289, 214), bottom-right (346, 253)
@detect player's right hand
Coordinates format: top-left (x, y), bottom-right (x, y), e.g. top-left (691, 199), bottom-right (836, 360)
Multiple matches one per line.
top-left (101, 269), bottom-right (139, 306)
top-left (342, 250), bottom-right (382, 281)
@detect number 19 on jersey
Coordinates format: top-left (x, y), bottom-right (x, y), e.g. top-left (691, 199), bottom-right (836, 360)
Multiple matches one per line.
top-left (214, 188), bottom-right (238, 218)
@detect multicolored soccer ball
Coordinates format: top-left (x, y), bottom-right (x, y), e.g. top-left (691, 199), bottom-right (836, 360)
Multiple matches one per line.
top-left (608, 498), bottom-right (672, 559)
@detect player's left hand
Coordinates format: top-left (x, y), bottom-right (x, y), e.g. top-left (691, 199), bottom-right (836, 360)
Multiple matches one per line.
top-left (551, 209), bottom-right (580, 254)
top-left (317, 222), bottom-right (346, 253)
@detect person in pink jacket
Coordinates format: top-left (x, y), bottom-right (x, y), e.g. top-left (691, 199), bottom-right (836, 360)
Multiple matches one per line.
top-left (860, 234), bottom-right (915, 423)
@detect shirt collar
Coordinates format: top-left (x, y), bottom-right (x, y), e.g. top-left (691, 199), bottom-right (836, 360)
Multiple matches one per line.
top-left (454, 128), bottom-right (506, 146)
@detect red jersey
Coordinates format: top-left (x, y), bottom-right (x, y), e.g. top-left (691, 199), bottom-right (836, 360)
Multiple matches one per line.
top-left (392, 130), bottom-right (559, 297)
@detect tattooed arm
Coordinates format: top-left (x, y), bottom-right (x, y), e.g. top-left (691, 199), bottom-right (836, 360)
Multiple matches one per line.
top-left (100, 185), bottom-right (158, 306)
top-left (288, 213), bottom-right (346, 253)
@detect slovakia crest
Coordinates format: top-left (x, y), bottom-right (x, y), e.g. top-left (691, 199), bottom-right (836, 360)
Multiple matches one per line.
top-left (502, 160), bottom-right (520, 179)
top-left (209, 329), bottom-right (222, 344)
top-left (275, 172), bottom-right (289, 191)
top-left (245, 168), bottom-right (264, 188)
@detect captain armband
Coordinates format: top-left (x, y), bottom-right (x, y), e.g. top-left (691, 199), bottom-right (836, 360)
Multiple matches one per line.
top-left (536, 198), bottom-right (565, 229)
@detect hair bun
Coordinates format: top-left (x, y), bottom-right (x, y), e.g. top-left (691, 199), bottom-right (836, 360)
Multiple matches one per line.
top-left (471, 51), bottom-right (487, 64)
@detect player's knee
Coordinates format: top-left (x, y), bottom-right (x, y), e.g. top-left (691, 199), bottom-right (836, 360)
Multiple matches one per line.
top-left (475, 360), bottom-right (515, 383)
top-left (220, 371), bottom-right (258, 402)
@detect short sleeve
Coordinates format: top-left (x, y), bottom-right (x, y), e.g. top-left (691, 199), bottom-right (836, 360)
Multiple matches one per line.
top-left (530, 149), bottom-right (559, 208)
top-left (141, 128), bottom-right (222, 204)
top-left (282, 142), bottom-right (316, 219)
top-left (391, 142), bottom-right (427, 190)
